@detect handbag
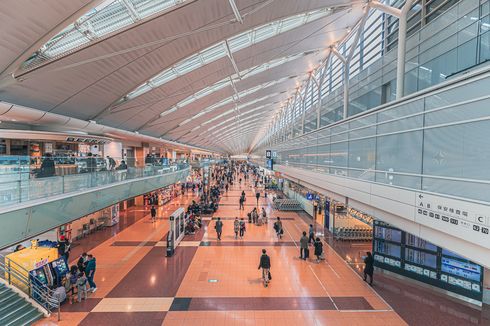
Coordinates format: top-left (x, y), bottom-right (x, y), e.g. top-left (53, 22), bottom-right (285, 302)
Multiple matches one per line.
top-left (268, 271), bottom-right (272, 280)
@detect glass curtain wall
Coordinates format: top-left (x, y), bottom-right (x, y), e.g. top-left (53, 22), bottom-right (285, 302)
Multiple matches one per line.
top-left (262, 0), bottom-right (490, 149)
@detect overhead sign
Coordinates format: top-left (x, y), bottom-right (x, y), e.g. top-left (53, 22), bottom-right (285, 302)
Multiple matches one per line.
top-left (415, 192), bottom-right (490, 249)
top-left (266, 150), bottom-right (272, 159)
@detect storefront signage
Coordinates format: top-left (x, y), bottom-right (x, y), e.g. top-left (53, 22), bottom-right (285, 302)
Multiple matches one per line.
top-left (65, 137), bottom-right (111, 144)
top-left (266, 150), bottom-right (272, 159)
top-left (415, 193), bottom-right (490, 248)
top-left (35, 258), bottom-right (49, 269)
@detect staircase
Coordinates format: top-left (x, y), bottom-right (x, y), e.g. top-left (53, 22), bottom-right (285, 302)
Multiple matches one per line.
top-left (0, 283), bottom-right (44, 326)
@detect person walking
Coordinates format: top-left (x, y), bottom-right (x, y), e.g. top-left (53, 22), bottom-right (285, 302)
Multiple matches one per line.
top-left (239, 196), bottom-right (245, 210)
top-left (273, 217), bottom-right (283, 239)
top-left (308, 224), bottom-right (315, 245)
top-left (257, 249), bottom-right (271, 287)
top-left (85, 254), bottom-right (97, 292)
top-left (261, 207), bottom-right (268, 223)
top-left (252, 208), bottom-right (258, 224)
top-left (300, 232), bottom-right (309, 260)
top-left (314, 237), bottom-right (323, 263)
top-left (150, 205), bottom-right (157, 223)
top-left (363, 251), bottom-right (374, 286)
top-left (234, 217), bottom-right (240, 239)
top-left (239, 218), bottom-right (246, 239)
top-left (215, 217), bottom-right (223, 240)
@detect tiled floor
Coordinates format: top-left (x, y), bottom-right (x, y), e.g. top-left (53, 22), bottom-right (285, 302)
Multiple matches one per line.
top-left (33, 179), bottom-right (489, 325)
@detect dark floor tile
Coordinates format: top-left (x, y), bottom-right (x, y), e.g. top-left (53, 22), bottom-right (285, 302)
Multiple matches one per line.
top-left (111, 241), bottom-right (157, 247)
top-left (332, 297), bottom-right (373, 310)
top-left (199, 241), bottom-right (296, 247)
top-left (169, 298), bottom-right (192, 311)
top-left (79, 312), bottom-right (166, 326)
top-left (107, 247), bottom-right (197, 298)
top-left (187, 297), bottom-right (336, 311)
top-left (61, 298), bottom-right (102, 312)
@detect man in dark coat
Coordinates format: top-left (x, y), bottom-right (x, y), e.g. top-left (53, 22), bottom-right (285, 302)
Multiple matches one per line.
top-left (363, 251), bottom-right (374, 285)
top-left (39, 153), bottom-right (56, 177)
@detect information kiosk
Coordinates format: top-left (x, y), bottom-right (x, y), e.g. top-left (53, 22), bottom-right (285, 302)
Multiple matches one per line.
top-left (166, 207), bottom-right (186, 257)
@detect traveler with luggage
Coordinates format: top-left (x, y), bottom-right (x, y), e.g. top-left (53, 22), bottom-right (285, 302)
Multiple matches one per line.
top-left (273, 217), bottom-right (283, 239)
top-left (258, 249), bottom-right (271, 287)
top-left (314, 237), bottom-right (323, 263)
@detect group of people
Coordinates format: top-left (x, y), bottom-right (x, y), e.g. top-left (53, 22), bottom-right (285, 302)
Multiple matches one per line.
top-left (59, 252), bottom-right (97, 304)
top-left (247, 207), bottom-right (267, 225)
top-left (299, 230), bottom-right (324, 263)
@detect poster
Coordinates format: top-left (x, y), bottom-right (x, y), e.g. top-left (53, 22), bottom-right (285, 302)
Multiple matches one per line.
top-left (107, 204), bottom-right (120, 226)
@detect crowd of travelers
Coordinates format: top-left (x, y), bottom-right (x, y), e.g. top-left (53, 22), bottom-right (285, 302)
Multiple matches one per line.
top-left (212, 161), bottom-right (375, 288)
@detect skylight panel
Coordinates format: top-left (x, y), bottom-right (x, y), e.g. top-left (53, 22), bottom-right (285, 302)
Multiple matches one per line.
top-left (164, 52), bottom-right (307, 116)
top-left (151, 69), bottom-right (177, 86)
top-left (175, 55), bottom-right (202, 74)
top-left (117, 8), bottom-right (331, 102)
top-left (20, 0), bottom-right (185, 71)
top-left (127, 83), bottom-right (152, 99)
top-left (253, 23), bottom-right (279, 43)
top-left (227, 33), bottom-right (251, 51)
top-left (90, 3), bottom-right (134, 36)
top-left (200, 43), bottom-right (227, 64)
top-left (134, 0), bottom-right (177, 19)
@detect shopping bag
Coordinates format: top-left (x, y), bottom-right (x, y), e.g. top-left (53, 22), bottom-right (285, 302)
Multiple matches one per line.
top-left (268, 271), bottom-right (272, 280)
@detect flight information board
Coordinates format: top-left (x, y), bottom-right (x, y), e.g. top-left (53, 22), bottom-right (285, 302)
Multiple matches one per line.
top-left (372, 221), bottom-right (483, 301)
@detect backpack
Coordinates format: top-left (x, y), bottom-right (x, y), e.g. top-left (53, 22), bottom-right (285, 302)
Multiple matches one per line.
top-left (77, 276), bottom-right (87, 287)
top-left (69, 273), bottom-right (78, 285)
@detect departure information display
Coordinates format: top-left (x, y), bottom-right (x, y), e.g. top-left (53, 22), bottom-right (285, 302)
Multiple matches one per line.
top-left (441, 257), bottom-right (481, 282)
top-left (372, 221), bottom-right (483, 301)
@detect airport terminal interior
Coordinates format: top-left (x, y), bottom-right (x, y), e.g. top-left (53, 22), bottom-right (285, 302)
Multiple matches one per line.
top-left (0, 0), bottom-right (489, 325)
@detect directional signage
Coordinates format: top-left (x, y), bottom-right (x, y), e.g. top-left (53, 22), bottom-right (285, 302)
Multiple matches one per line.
top-left (414, 192), bottom-right (490, 249)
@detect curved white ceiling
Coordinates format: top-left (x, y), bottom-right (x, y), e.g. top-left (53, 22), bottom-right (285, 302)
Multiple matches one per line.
top-left (0, 0), bottom-right (365, 154)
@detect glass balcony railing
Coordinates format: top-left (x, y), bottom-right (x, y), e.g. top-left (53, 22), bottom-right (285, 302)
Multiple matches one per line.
top-left (0, 155), bottom-right (189, 208)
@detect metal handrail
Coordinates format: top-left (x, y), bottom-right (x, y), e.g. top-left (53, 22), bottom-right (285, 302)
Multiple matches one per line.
top-left (0, 254), bottom-right (60, 321)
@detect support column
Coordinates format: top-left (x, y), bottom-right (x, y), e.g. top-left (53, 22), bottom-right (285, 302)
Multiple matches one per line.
top-left (370, 0), bottom-right (415, 100)
top-left (330, 47), bottom-right (347, 119)
top-left (396, 0), bottom-right (416, 99)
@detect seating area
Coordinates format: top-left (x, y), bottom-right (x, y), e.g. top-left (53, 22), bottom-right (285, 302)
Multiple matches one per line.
top-left (75, 217), bottom-right (108, 240)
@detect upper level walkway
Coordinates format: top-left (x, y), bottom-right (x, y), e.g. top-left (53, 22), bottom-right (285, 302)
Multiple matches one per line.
top-left (0, 157), bottom-right (190, 249)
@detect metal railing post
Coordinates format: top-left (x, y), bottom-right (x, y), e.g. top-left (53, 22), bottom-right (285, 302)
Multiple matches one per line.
top-left (7, 259), bottom-right (11, 284)
top-left (18, 180), bottom-right (22, 204)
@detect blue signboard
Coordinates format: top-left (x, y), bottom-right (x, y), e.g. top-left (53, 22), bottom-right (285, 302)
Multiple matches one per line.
top-left (266, 159), bottom-right (274, 170)
top-left (306, 193), bottom-right (313, 200)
